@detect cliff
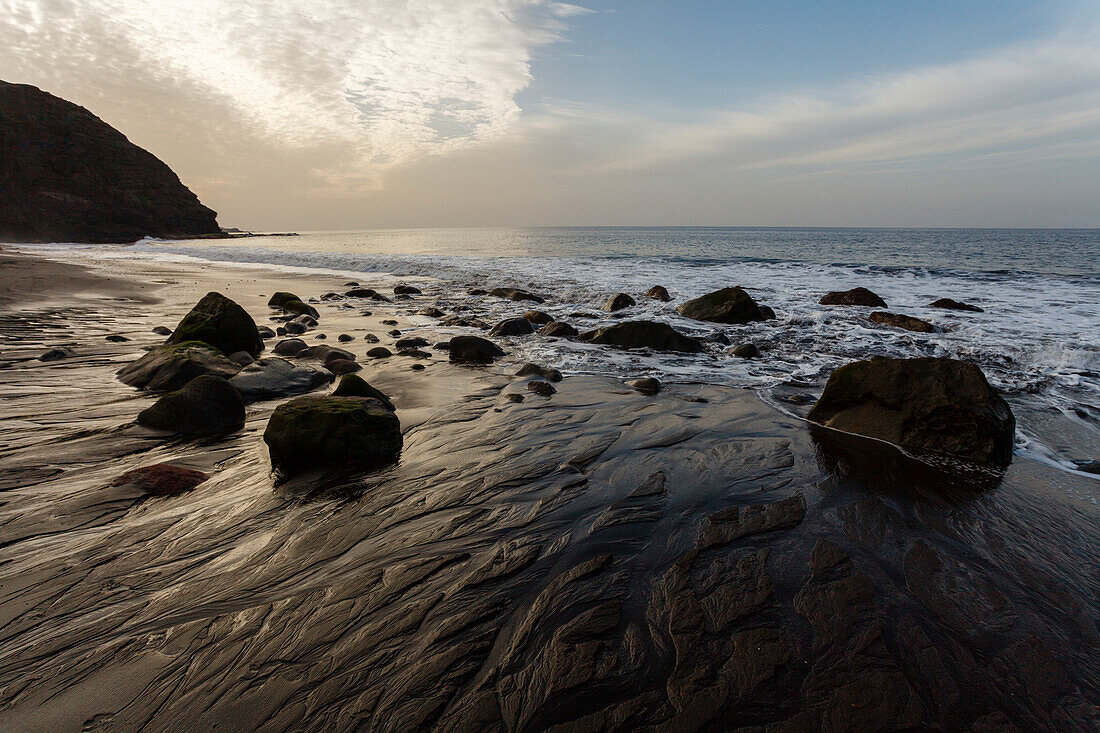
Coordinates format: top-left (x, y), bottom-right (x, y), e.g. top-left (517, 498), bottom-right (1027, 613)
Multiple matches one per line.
top-left (0, 81), bottom-right (220, 243)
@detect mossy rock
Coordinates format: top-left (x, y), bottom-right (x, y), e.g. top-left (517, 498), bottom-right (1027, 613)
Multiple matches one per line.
top-left (268, 291), bottom-right (302, 308)
top-left (166, 292), bottom-right (264, 357)
top-left (117, 341), bottom-right (240, 391)
top-left (137, 375), bottom-right (245, 436)
top-left (263, 396), bottom-right (402, 476)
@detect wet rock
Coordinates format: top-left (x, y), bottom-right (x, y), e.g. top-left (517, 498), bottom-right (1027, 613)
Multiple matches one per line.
top-left (110, 464), bottom-right (208, 496)
top-left (343, 281), bottom-right (358, 287)
top-left (366, 346), bottom-right (393, 358)
top-left (338, 333), bottom-right (354, 342)
top-left (433, 341), bottom-right (451, 351)
top-left (227, 350), bottom-right (255, 366)
top-left (395, 337), bottom-right (429, 350)
top-left (284, 321), bottom-right (306, 335)
top-left (364, 333), bottom-right (379, 343)
top-left (526, 380), bottom-right (556, 396)
top-left (819, 287), bottom-right (887, 307)
top-left (488, 287), bottom-right (545, 304)
top-left (325, 358), bottom-right (362, 375)
top-left (505, 393), bottom-right (525, 404)
top-left (467, 287), bottom-right (488, 295)
top-left (626, 377), bottom-right (661, 395)
top-left (371, 293), bottom-right (391, 303)
top-left (448, 335), bottom-right (506, 364)
top-left (298, 345), bottom-right (355, 364)
top-left (411, 363), bottom-right (425, 371)
top-left (441, 315), bottom-right (489, 329)
top-left (39, 346), bottom-right (74, 361)
top-left (152, 326), bottom-right (172, 336)
top-left (579, 320), bottom-right (704, 353)
top-left (696, 494), bottom-right (806, 550)
top-left (105, 334), bottom-right (129, 343)
top-left (808, 356), bottom-right (1015, 465)
top-left (388, 329), bottom-right (401, 337)
top-left (644, 285), bottom-right (671, 301)
top-left (263, 395), bottom-right (402, 476)
top-left (268, 291), bottom-right (304, 309)
top-left (319, 292), bottom-right (343, 302)
top-left (929, 298), bottom-right (983, 312)
top-left (869, 311), bottom-right (934, 333)
top-left (489, 318), bottom-right (535, 337)
top-left (399, 349), bottom-right (431, 359)
top-left (538, 321), bottom-right (578, 337)
top-left (731, 343), bottom-right (759, 358)
top-left (137, 375), bottom-right (244, 436)
top-left (273, 338), bottom-right (308, 356)
top-left (677, 287), bottom-right (766, 324)
top-left (706, 331), bottom-right (731, 345)
top-left (516, 363), bottom-right (563, 382)
top-left (418, 306), bottom-right (445, 318)
top-left (117, 342), bottom-right (240, 391)
top-left (167, 292), bottom-right (264, 357)
top-left (344, 288), bottom-right (377, 298)
top-left (522, 310), bottom-right (554, 325)
top-left (229, 357), bottom-right (333, 402)
top-left (291, 313), bottom-right (318, 329)
top-left (393, 284), bottom-right (421, 295)
top-left (276, 327), bottom-right (287, 336)
top-left (603, 293), bottom-right (636, 312)
top-left (382, 319), bottom-right (398, 325)
top-left (760, 305), bottom-right (776, 320)
top-left (331, 373), bottom-right (396, 410)
top-left (257, 326), bottom-right (276, 339)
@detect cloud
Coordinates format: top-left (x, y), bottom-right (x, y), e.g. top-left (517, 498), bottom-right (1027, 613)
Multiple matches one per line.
top-left (561, 21), bottom-right (1100, 178)
top-left (0, 0), bottom-right (589, 187)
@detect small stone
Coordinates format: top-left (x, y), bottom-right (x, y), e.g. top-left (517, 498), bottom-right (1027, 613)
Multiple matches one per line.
top-left (228, 351), bottom-right (255, 366)
top-left (732, 343), bottom-right (760, 358)
top-left (411, 363), bottom-right (425, 371)
top-left (111, 464), bottom-right (208, 496)
top-left (644, 285), bottom-right (671, 301)
top-left (626, 377), bottom-right (661, 395)
top-left (527, 380), bottom-right (556, 396)
top-left (338, 334), bottom-right (353, 342)
top-left (505, 393), bottom-right (525, 403)
top-left (602, 293), bottom-right (636, 312)
top-left (152, 326), bottom-right (172, 336)
top-left (105, 334), bottom-right (130, 342)
top-left (39, 347), bottom-right (75, 361)
top-left (367, 347), bottom-right (393, 358)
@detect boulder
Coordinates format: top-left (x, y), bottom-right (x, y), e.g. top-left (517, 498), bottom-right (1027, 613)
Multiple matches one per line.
top-left (268, 292), bottom-right (303, 309)
top-left (516, 363), bottom-right (563, 382)
top-left (367, 347), bottom-right (393, 358)
top-left (527, 380), bottom-right (556, 396)
top-left (627, 377), bottom-right (661, 395)
top-left (760, 305), bottom-right (777, 320)
top-left (489, 318), bottom-right (535, 337)
top-left (166, 292), bottom-right (264, 357)
top-left (344, 288), bottom-right (377, 298)
top-left (325, 358), bottom-right (361, 375)
top-left (467, 288), bottom-right (488, 296)
top-left (410, 363), bottom-right (425, 371)
top-left (869, 311), bottom-right (934, 333)
top-left (449, 336), bottom-right (506, 364)
top-left (273, 338), bottom-right (308, 356)
top-left (579, 321), bottom-right (704, 353)
top-left (331, 373), bottom-right (396, 410)
top-left (539, 321), bottom-right (578, 337)
top-left (229, 357), bottom-right (333, 402)
top-left (319, 292), bottom-right (344, 302)
top-left (338, 333), bottom-right (354, 342)
top-left (820, 287), bottom-right (887, 307)
top-left (488, 287), bottom-right (544, 304)
top-left (137, 375), bottom-right (245, 436)
top-left (298, 345), bottom-right (355, 364)
top-left (523, 310), bottom-right (554, 325)
top-left (39, 346), bottom-right (74, 361)
top-left (677, 287), bottom-right (765, 324)
top-left (395, 337), bottom-right (429, 350)
top-left (929, 298), bottom-right (984, 313)
top-left (257, 326), bottom-right (276, 339)
top-left (284, 321), bottom-right (306, 335)
top-left (418, 306), bottom-right (445, 318)
top-left (0, 81), bottom-right (219, 243)
top-left (227, 351), bottom-right (255, 366)
top-left (105, 334), bottom-right (130, 343)
top-left (117, 341), bottom-right (240, 391)
top-left (644, 285), bottom-right (671, 302)
top-left (393, 284), bottom-right (421, 295)
top-left (282, 300), bottom-right (319, 318)
top-left (603, 293), bottom-right (636, 312)
top-left (807, 357), bottom-right (1015, 466)
top-left (731, 343), bottom-right (760, 358)
top-left (152, 326), bottom-right (172, 336)
top-left (263, 396), bottom-right (402, 476)
top-left (111, 464), bottom-right (208, 496)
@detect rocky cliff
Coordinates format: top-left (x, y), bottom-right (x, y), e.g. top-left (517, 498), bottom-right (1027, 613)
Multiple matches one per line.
top-left (0, 81), bottom-right (220, 243)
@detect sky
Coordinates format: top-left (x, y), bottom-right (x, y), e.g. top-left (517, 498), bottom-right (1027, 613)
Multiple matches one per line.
top-left (2, 0), bottom-right (1100, 229)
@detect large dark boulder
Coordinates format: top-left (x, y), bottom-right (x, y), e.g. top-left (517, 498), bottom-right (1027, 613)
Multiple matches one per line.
top-left (488, 287), bottom-right (544, 304)
top-left (807, 357), bottom-right (1015, 466)
top-left (869, 311), bottom-right (934, 333)
top-left (0, 81), bottom-right (219, 243)
top-left (677, 287), bottom-right (765, 324)
top-left (580, 320), bottom-right (703, 353)
top-left (263, 396), bottom-right (402, 476)
top-left (449, 336), bottom-right (506, 364)
top-left (331, 373), bottom-right (396, 411)
top-left (166, 292), bottom-right (264, 357)
top-left (117, 341), bottom-right (240, 391)
top-left (229, 357), bottom-right (333, 402)
top-left (137, 375), bottom-right (245, 436)
top-left (489, 318), bottom-right (535, 337)
top-left (820, 287), bottom-right (887, 307)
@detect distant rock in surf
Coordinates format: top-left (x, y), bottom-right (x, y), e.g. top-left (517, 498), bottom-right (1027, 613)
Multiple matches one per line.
top-left (819, 287), bottom-right (887, 307)
top-left (644, 285), bottom-right (671, 302)
top-left (869, 311), bottom-right (935, 333)
top-left (603, 293), bottom-right (636, 312)
top-left (488, 287), bottom-right (545, 304)
top-left (538, 321), bottom-right (578, 337)
top-left (0, 80), bottom-right (219, 243)
top-left (929, 298), bottom-right (984, 312)
top-left (489, 318), bottom-right (535, 337)
top-left (522, 310), bottom-right (554, 325)
top-left (808, 356), bottom-right (1015, 466)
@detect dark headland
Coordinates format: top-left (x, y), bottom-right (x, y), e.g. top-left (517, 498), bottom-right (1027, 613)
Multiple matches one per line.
top-left (0, 80), bottom-right (220, 243)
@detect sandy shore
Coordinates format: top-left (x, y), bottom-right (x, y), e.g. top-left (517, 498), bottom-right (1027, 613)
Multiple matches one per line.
top-left (0, 248), bottom-right (1097, 732)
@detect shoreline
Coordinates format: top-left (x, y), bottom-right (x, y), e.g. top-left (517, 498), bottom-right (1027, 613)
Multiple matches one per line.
top-left (0, 247), bottom-right (1098, 731)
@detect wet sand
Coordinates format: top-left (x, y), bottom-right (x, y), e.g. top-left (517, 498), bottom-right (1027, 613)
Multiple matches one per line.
top-left (0, 249), bottom-right (1097, 732)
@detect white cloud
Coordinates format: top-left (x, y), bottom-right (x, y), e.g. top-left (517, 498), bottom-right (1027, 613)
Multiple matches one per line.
top-left (0, 0), bottom-right (588, 185)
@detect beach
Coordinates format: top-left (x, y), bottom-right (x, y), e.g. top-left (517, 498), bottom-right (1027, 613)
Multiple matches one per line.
top-left (0, 244), bottom-right (1097, 731)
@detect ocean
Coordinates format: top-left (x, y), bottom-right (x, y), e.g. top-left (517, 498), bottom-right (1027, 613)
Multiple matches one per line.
top-left (19, 226), bottom-right (1100, 475)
